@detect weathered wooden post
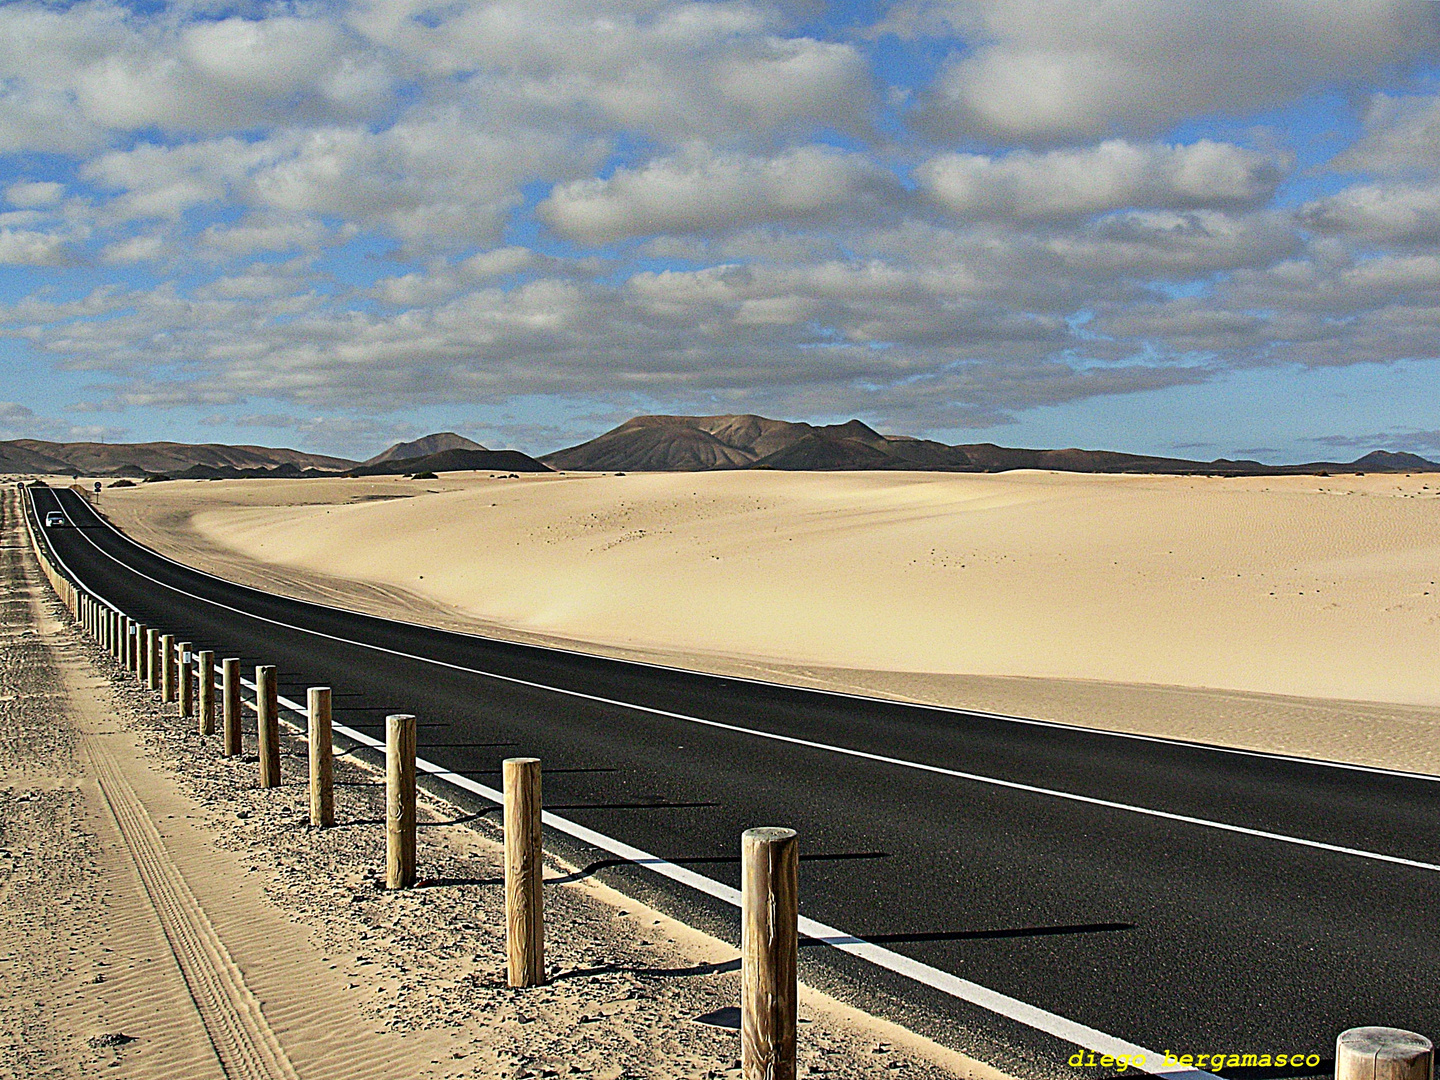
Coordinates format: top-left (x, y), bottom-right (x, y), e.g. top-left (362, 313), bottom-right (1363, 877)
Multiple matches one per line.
top-left (178, 642), bottom-right (194, 718)
top-left (146, 628), bottom-right (160, 690)
top-left (197, 651), bottom-right (215, 737)
top-left (160, 633), bottom-right (176, 703)
top-left (307, 687), bottom-right (334, 828)
top-left (385, 714), bottom-right (417, 889)
top-left (504, 757), bottom-right (544, 987)
top-left (741, 827), bottom-right (799, 1080)
top-left (125, 620), bottom-right (137, 674)
top-left (256, 665), bottom-right (280, 788)
top-left (1336, 1028), bottom-right (1433, 1080)
top-left (222, 658), bottom-right (241, 757)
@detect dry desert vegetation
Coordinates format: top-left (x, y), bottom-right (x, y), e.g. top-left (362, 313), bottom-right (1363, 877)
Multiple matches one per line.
top-left (100, 468), bottom-right (1440, 773)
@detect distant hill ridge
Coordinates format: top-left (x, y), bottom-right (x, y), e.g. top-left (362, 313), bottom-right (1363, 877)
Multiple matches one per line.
top-left (4, 422), bottom-right (1434, 480)
top-left (541, 414), bottom-right (1440, 475)
top-left (0, 438), bottom-right (355, 478)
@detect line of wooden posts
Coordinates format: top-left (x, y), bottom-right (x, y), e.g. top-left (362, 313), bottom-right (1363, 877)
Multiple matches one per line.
top-left (30, 488), bottom-right (1436, 1080)
top-left (32, 512), bottom-right (798, 1078)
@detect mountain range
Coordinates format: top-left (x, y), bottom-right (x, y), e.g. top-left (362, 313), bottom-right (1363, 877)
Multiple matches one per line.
top-left (3, 416), bottom-right (1435, 480)
top-left (0, 439), bottom-right (354, 478)
top-left (539, 415), bottom-right (1438, 475)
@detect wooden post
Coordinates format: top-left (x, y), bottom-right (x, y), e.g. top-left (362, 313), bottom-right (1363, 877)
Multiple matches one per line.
top-left (197, 651), bottom-right (215, 737)
top-left (222, 658), bottom-right (241, 757)
top-left (386, 714), bottom-right (417, 889)
top-left (178, 642), bottom-right (194, 717)
top-left (125, 620), bottom-right (136, 674)
top-left (256, 665), bottom-right (280, 788)
top-left (146, 628), bottom-right (159, 690)
top-left (742, 827), bottom-right (799, 1080)
top-left (1336, 1028), bottom-right (1433, 1080)
top-left (504, 757), bottom-right (545, 987)
top-left (307, 688), bottom-right (334, 828)
top-left (160, 633), bottom-right (176, 703)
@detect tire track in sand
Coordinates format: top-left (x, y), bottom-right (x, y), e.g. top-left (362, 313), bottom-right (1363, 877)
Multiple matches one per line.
top-left (83, 734), bottom-right (301, 1080)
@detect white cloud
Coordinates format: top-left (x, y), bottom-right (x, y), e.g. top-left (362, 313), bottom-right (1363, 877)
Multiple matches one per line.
top-left (351, 0), bottom-right (873, 143)
top-left (99, 232), bottom-right (167, 263)
top-left (917, 1), bottom-right (1440, 141)
top-left (7, 181), bottom-right (64, 208)
top-left (0, 228), bottom-right (71, 265)
top-left (1300, 181), bottom-right (1440, 245)
top-left (918, 140), bottom-right (1281, 221)
top-left (541, 145), bottom-right (896, 244)
top-left (1332, 93), bottom-right (1440, 176)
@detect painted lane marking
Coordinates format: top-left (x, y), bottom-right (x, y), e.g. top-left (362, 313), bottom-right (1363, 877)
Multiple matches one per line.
top-left (42, 487), bottom-right (1440, 875)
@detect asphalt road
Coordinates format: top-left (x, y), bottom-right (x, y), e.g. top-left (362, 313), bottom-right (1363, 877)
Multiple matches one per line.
top-left (27, 482), bottom-right (1440, 1075)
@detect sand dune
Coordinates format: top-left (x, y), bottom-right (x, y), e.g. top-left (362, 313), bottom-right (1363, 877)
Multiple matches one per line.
top-left (100, 469), bottom-right (1440, 769)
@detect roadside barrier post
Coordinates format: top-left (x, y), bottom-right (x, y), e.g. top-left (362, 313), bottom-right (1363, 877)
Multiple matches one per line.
top-left (741, 827), bottom-right (799, 1080)
top-left (178, 642), bottom-right (194, 718)
top-left (1336, 1028), bottom-right (1433, 1080)
top-left (307, 688), bottom-right (334, 828)
top-left (129, 622), bottom-right (141, 677)
top-left (146, 628), bottom-right (159, 691)
top-left (222, 659), bottom-right (241, 757)
top-left (124, 621), bottom-right (135, 674)
top-left (161, 634), bottom-right (176, 703)
top-left (385, 714), bottom-right (417, 889)
top-left (256, 666), bottom-right (280, 788)
top-left (197, 651), bottom-right (215, 737)
top-left (504, 757), bottom-right (545, 987)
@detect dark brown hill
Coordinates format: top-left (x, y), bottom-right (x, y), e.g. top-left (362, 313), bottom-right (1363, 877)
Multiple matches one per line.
top-left (540, 414), bottom-right (1440, 475)
top-left (343, 447), bottom-right (551, 476)
top-left (363, 432), bottom-right (485, 466)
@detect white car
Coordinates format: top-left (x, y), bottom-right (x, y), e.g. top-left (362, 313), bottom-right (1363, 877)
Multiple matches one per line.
top-left (44, 511), bottom-right (65, 527)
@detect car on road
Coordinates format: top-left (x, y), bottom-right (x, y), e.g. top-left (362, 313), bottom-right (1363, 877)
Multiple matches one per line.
top-left (44, 511), bottom-right (66, 527)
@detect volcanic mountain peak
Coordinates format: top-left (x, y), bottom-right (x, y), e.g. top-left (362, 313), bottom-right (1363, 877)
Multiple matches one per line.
top-left (365, 432), bottom-right (485, 466)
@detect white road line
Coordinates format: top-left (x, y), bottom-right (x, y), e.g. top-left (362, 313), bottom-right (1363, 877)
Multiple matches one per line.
top-left (63, 484), bottom-right (1440, 788)
top-left (40, 488), bottom-right (1440, 874)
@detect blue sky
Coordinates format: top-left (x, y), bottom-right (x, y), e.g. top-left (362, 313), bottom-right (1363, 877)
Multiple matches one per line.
top-left (3, 0), bottom-right (1440, 463)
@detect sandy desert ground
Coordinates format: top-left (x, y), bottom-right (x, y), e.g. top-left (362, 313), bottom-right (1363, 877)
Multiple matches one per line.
top-left (92, 468), bottom-right (1440, 773)
top-left (3, 483), bottom-right (994, 1080)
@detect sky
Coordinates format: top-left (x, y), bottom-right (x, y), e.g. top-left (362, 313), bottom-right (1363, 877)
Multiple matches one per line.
top-left (2, 0), bottom-right (1440, 463)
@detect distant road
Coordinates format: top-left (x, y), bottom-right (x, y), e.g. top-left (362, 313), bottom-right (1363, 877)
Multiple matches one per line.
top-left (30, 483), bottom-right (1440, 1076)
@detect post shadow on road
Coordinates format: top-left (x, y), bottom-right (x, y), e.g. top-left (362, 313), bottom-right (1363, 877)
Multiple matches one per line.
top-left (546, 849), bottom-right (888, 886)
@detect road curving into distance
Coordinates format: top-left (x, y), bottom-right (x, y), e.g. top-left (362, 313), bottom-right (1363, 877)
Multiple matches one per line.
top-left (27, 482), bottom-right (1440, 1079)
